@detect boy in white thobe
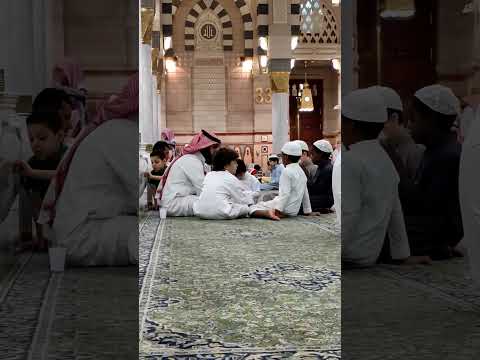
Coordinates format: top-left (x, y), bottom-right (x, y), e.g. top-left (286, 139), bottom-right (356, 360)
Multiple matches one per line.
top-left (341, 88), bottom-right (430, 267)
top-left (235, 159), bottom-right (261, 194)
top-left (158, 130), bottom-right (221, 217)
top-left (194, 148), bottom-right (253, 220)
top-left (250, 142), bottom-right (313, 221)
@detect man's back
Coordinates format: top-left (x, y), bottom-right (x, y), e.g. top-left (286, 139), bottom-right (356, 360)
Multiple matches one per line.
top-left (342, 140), bottom-right (403, 266)
top-left (161, 153), bottom-right (205, 205)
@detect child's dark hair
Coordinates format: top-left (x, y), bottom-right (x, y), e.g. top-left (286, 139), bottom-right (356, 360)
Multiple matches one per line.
top-left (26, 112), bottom-right (63, 133)
top-left (343, 115), bottom-right (385, 140)
top-left (413, 97), bottom-right (457, 132)
top-left (236, 159), bottom-right (247, 175)
top-left (312, 145), bottom-right (332, 160)
top-left (285, 155), bottom-right (301, 163)
top-left (152, 140), bottom-right (172, 153)
top-left (32, 88), bottom-right (72, 114)
top-left (212, 147), bottom-right (239, 171)
top-left (150, 150), bottom-right (167, 160)
top-left (254, 164), bottom-right (261, 171)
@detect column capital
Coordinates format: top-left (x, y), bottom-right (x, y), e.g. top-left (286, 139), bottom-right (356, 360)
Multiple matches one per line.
top-left (141, 7), bottom-right (155, 44)
top-left (270, 72), bottom-right (290, 93)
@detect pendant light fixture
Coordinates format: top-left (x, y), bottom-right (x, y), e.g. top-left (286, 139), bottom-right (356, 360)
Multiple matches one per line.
top-left (299, 61), bottom-right (314, 112)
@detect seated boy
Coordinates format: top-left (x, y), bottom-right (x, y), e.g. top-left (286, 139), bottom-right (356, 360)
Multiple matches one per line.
top-left (308, 139), bottom-right (334, 213)
top-left (15, 112), bottom-right (67, 251)
top-left (236, 159), bottom-right (261, 193)
top-left (340, 88), bottom-right (430, 267)
top-left (144, 150), bottom-right (167, 210)
top-left (250, 142), bottom-right (315, 221)
top-left (193, 148), bottom-right (254, 220)
top-left (260, 155), bottom-right (284, 190)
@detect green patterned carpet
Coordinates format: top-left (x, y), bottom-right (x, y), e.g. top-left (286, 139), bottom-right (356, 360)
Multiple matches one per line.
top-left (139, 214), bottom-right (341, 359)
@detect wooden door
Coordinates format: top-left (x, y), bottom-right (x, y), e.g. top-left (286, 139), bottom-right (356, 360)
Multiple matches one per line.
top-left (357, 0), bottom-right (437, 102)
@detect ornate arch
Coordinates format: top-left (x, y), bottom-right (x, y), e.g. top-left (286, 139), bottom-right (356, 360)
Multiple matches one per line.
top-left (233, 0), bottom-right (254, 57)
top-left (184, 0), bottom-right (233, 51)
top-left (176, 0), bottom-right (254, 57)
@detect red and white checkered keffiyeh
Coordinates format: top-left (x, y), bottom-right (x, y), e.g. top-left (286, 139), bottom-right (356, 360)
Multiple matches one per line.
top-left (156, 130), bottom-right (221, 201)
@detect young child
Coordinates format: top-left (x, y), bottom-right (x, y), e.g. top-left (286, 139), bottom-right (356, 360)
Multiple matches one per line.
top-left (260, 155), bottom-right (284, 190)
top-left (250, 142), bottom-right (315, 221)
top-left (145, 150), bottom-right (167, 210)
top-left (193, 148), bottom-right (254, 220)
top-left (236, 159), bottom-right (261, 193)
top-left (15, 112), bottom-right (67, 251)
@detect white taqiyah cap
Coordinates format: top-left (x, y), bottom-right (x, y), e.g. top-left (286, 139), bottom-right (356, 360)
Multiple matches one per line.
top-left (414, 84), bottom-right (460, 116)
top-left (341, 88), bottom-right (388, 123)
top-left (281, 141), bottom-right (302, 156)
top-left (369, 86), bottom-right (403, 112)
top-left (294, 140), bottom-right (309, 152)
top-left (268, 154), bottom-right (279, 160)
top-left (313, 139), bottom-right (333, 153)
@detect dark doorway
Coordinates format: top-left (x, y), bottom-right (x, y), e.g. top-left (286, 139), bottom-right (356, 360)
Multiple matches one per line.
top-left (289, 78), bottom-right (324, 147)
top-left (357, 0), bottom-right (437, 115)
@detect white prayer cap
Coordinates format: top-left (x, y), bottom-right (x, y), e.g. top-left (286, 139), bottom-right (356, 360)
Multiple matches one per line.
top-left (313, 139), bottom-right (333, 153)
top-left (294, 140), bottom-right (309, 152)
top-left (281, 141), bottom-right (302, 156)
top-left (341, 88), bottom-right (388, 123)
top-left (414, 84), bottom-right (460, 116)
top-left (369, 86), bottom-right (403, 112)
top-left (268, 154), bottom-right (279, 160)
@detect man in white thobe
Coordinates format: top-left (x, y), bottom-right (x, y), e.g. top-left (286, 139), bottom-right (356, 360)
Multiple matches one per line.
top-left (50, 119), bottom-right (138, 266)
top-left (159, 130), bottom-right (221, 217)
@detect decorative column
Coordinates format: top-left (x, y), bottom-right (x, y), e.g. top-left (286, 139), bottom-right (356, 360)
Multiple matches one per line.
top-left (268, 0), bottom-right (293, 154)
top-left (152, 29), bottom-right (162, 142)
top-left (270, 68), bottom-right (291, 154)
top-left (140, 1), bottom-right (155, 146)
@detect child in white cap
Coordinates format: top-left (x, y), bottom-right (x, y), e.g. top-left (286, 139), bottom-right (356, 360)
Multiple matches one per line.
top-left (250, 141), bottom-right (315, 221)
top-left (400, 84), bottom-right (463, 259)
top-left (308, 139), bottom-right (334, 212)
top-left (370, 85), bottom-right (425, 181)
top-left (295, 139), bottom-right (318, 179)
top-left (341, 88), bottom-right (430, 267)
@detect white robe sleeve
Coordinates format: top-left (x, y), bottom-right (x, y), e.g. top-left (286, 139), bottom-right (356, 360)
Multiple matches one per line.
top-left (341, 159), bottom-right (363, 253)
top-left (302, 187), bottom-right (312, 214)
top-left (103, 141), bottom-right (137, 212)
top-left (275, 170), bottom-right (291, 213)
top-left (182, 159), bottom-right (205, 196)
top-left (226, 175), bottom-right (254, 206)
top-left (387, 195), bottom-right (411, 260)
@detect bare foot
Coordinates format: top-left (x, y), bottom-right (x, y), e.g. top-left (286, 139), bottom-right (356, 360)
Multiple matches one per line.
top-left (267, 209), bottom-right (281, 221)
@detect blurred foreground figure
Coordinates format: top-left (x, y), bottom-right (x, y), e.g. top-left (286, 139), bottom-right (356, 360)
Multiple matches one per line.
top-left (39, 74), bottom-right (139, 266)
top-left (341, 88), bottom-right (428, 267)
top-left (459, 105), bottom-right (480, 285)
